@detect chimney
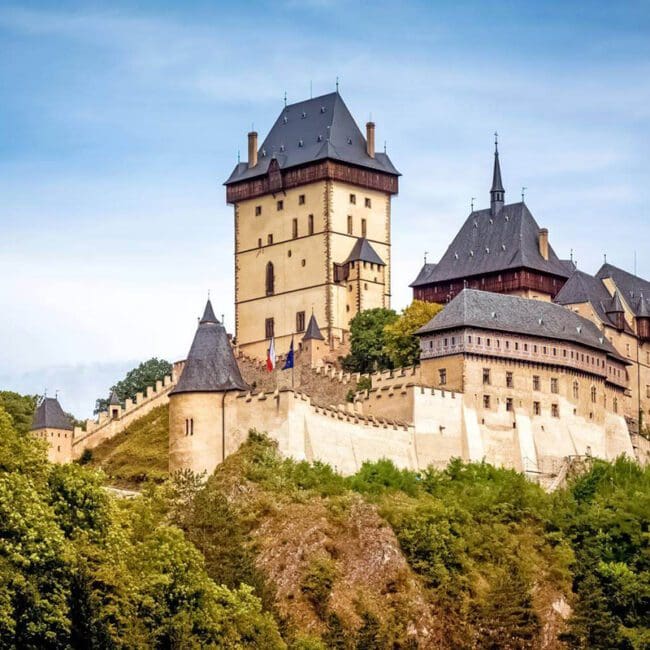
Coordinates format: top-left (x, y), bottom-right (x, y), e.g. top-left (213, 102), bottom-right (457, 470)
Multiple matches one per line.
top-left (247, 131), bottom-right (258, 168)
top-left (366, 122), bottom-right (375, 158)
top-left (538, 228), bottom-right (549, 260)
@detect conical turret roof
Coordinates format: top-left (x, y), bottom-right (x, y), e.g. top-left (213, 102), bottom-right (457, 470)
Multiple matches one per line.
top-left (638, 293), bottom-right (650, 318)
top-left (170, 301), bottom-right (248, 395)
top-left (108, 390), bottom-right (120, 406)
top-left (606, 290), bottom-right (624, 314)
top-left (303, 313), bottom-right (325, 341)
top-left (31, 396), bottom-right (73, 431)
top-left (491, 144), bottom-right (505, 194)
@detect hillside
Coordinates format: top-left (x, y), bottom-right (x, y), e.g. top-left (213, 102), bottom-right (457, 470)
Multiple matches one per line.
top-left (86, 403), bottom-right (169, 486)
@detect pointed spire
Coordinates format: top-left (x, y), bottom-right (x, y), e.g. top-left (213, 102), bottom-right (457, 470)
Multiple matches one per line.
top-left (171, 301), bottom-right (247, 395)
top-left (200, 299), bottom-right (219, 324)
top-left (638, 293), bottom-right (650, 318)
top-left (108, 390), bottom-right (120, 406)
top-left (303, 313), bottom-right (325, 341)
top-left (606, 290), bottom-right (624, 314)
top-left (490, 132), bottom-right (505, 215)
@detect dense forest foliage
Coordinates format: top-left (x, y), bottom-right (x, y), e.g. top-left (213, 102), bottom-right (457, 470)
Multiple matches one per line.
top-left (1, 391), bottom-right (648, 648)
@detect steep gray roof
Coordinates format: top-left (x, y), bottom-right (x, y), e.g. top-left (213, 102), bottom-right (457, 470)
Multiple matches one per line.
top-left (303, 314), bottom-right (325, 341)
top-left (417, 289), bottom-right (624, 361)
top-left (170, 301), bottom-right (248, 395)
top-left (108, 390), bottom-right (120, 406)
top-left (410, 263), bottom-right (437, 287)
top-left (606, 291), bottom-right (624, 314)
top-left (413, 202), bottom-right (569, 285)
top-left (31, 397), bottom-right (73, 431)
top-left (638, 294), bottom-right (650, 318)
top-left (224, 92), bottom-right (399, 185)
top-left (554, 270), bottom-right (634, 334)
top-left (596, 263), bottom-right (650, 317)
top-left (344, 237), bottom-right (385, 266)
top-left (491, 147), bottom-right (504, 193)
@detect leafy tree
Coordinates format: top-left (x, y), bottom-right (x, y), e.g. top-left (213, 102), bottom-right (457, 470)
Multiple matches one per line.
top-left (342, 308), bottom-right (397, 373)
top-left (383, 300), bottom-right (443, 368)
top-left (0, 391), bottom-right (38, 435)
top-left (94, 357), bottom-right (172, 414)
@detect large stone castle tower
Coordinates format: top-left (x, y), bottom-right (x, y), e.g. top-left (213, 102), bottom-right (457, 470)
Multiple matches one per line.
top-left (225, 91), bottom-right (399, 360)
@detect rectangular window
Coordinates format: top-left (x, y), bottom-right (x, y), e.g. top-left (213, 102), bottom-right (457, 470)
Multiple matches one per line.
top-left (347, 215), bottom-right (353, 235)
top-left (533, 401), bottom-right (541, 416)
top-left (515, 341), bottom-right (519, 350)
top-left (506, 372), bottom-right (514, 388)
top-left (551, 403), bottom-right (559, 418)
top-left (524, 343), bottom-right (528, 351)
top-left (483, 395), bottom-right (491, 409)
top-left (292, 218), bottom-right (298, 239)
top-left (551, 378), bottom-right (559, 394)
top-left (444, 338), bottom-right (448, 346)
top-left (506, 397), bottom-right (513, 412)
top-left (468, 335), bottom-right (473, 343)
top-left (483, 368), bottom-right (491, 385)
top-left (361, 218), bottom-right (367, 237)
top-left (486, 338), bottom-right (491, 347)
top-left (276, 199), bottom-right (284, 211)
top-left (298, 194), bottom-right (305, 205)
top-left (296, 311), bottom-right (306, 333)
top-left (349, 193), bottom-right (356, 204)
top-left (258, 238), bottom-right (262, 248)
top-left (267, 234), bottom-right (273, 245)
top-left (265, 318), bottom-right (275, 339)
top-left (365, 197), bottom-right (371, 208)
top-left (308, 214), bottom-right (314, 235)
top-left (533, 375), bottom-right (540, 391)
top-left (533, 345), bottom-right (538, 353)
top-left (439, 368), bottom-right (447, 385)
top-left (255, 205), bottom-right (262, 216)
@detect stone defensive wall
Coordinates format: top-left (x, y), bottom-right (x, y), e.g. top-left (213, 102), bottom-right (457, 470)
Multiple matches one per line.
top-left (70, 363), bottom-right (184, 459)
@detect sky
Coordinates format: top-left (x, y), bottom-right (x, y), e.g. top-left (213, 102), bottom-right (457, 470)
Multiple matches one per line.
top-left (1, 0), bottom-right (649, 417)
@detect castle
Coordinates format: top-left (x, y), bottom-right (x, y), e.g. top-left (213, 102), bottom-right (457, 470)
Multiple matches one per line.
top-left (31, 91), bottom-right (650, 482)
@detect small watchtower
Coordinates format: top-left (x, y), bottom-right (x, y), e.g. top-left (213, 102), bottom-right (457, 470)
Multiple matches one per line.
top-left (30, 395), bottom-right (74, 463)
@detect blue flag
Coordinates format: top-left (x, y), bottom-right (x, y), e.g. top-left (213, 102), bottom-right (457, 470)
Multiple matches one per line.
top-left (283, 337), bottom-right (294, 370)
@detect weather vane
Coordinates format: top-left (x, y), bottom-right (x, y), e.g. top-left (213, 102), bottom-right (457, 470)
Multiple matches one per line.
top-left (521, 187), bottom-right (527, 201)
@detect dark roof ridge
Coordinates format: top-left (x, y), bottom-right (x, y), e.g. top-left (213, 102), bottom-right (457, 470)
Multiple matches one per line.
top-left (31, 396), bottom-right (73, 431)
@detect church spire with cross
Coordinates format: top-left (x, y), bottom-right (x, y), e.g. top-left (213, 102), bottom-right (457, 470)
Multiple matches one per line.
top-left (490, 132), bottom-right (505, 215)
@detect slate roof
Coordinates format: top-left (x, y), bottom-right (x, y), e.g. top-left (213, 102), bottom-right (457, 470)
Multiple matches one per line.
top-left (108, 390), bottom-right (121, 406)
top-left (596, 263), bottom-right (650, 317)
top-left (224, 92), bottom-right (399, 185)
top-left (555, 269), bottom-right (644, 334)
top-left (417, 289), bottom-right (625, 361)
top-left (410, 202), bottom-right (570, 287)
top-left (31, 397), bottom-right (73, 431)
top-left (491, 147), bottom-right (504, 193)
top-left (170, 301), bottom-right (248, 395)
top-left (410, 263), bottom-right (437, 287)
top-left (303, 314), bottom-right (325, 341)
top-left (344, 237), bottom-right (385, 266)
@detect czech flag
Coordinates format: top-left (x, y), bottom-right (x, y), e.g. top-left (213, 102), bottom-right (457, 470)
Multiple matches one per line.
top-left (283, 337), bottom-right (294, 370)
top-left (266, 337), bottom-right (276, 372)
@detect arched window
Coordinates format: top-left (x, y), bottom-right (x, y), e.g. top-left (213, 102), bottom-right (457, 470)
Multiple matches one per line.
top-left (591, 386), bottom-right (597, 403)
top-left (266, 262), bottom-right (275, 296)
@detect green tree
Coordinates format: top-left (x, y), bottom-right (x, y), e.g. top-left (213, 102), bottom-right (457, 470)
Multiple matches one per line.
top-left (383, 300), bottom-right (443, 368)
top-left (342, 308), bottom-right (397, 373)
top-left (94, 357), bottom-right (172, 414)
top-left (0, 391), bottom-right (38, 435)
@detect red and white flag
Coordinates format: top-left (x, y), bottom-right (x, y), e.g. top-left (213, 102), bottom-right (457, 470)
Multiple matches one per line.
top-left (266, 337), bottom-right (276, 372)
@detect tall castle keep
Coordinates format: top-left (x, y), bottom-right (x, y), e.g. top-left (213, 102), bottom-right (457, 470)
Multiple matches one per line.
top-left (224, 92), bottom-right (399, 360)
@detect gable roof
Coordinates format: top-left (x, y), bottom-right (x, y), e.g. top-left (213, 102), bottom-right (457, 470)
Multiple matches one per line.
top-left (417, 289), bottom-right (624, 361)
top-left (224, 92), bottom-right (399, 185)
top-left (413, 202), bottom-right (570, 286)
top-left (31, 397), bottom-right (73, 431)
top-left (596, 263), bottom-right (650, 317)
top-left (303, 314), bottom-right (325, 341)
top-left (344, 237), bottom-right (385, 266)
top-left (170, 301), bottom-right (248, 395)
top-left (410, 263), bottom-right (437, 287)
top-left (554, 270), bottom-right (635, 333)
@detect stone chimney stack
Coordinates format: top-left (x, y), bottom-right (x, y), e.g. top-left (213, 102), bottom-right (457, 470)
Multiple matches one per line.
top-left (366, 122), bottom-right (375, 158)
top-left (247, 131), bottom-right (258, 168)
top-left (538, 228), bottom-right (549, 260)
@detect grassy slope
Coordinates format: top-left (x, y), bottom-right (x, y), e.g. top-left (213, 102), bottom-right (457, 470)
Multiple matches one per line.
top-left (87, 404), bottom-right (169, 487)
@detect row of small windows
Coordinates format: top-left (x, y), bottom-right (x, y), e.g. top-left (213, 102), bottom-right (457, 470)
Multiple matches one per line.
top-left (257, 215), bottom-right (315, 249)
top-left (254, 193), bottom-right (372, 216)
top-left (34, 431), bottom-right (69, 439)
top-left (347, 215), bottom-right (367, 237)
top-left (429, 334), bottom-right (617, 372)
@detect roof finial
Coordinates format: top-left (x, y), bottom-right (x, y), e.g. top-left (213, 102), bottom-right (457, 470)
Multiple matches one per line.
top-left (237, 149), bottom-right (240, 164)
top-left (570, 248), bottom-right (574, 263)
top-left (490, 132), bottom-right (505, 215)
top-left (471, 197), bottom-right (476, 211)
top-left (494, 131), bottom-right (499, 153)
top-left (604, 253), bottom-right (607, 263)
top-left (207, 289), bottom-right (210, 299)
top-left (424, 251), bottom-right (428, 264)
top-left (521, 186), bottom-right (527, 202)
top-left (336, 76), bottom-right (339, 92)
top-left (383, 140), bottom-right (387, 153)
top-left (283, 91), bottom-right (287, 108)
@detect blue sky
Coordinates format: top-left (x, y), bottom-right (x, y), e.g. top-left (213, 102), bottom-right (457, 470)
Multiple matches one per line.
top-left (1, 0), bottom-right (649, 417)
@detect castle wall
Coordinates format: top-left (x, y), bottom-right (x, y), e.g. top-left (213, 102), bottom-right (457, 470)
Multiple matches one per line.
top-left (32, 427), bottom-right (74, 464)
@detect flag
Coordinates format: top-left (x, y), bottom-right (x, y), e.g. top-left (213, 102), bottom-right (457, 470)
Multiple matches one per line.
top-left (266, 337), bottom-right (276, 372)
top-left (283, 337), bottom-right (294, 370)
